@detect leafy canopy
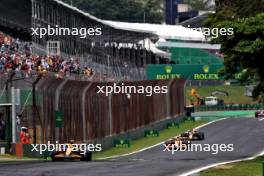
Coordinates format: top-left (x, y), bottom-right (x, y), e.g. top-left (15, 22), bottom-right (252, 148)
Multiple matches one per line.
top-left (61, 0), bottom-right (163, 23)
top-left (204, 0), bottom-right (264, 101)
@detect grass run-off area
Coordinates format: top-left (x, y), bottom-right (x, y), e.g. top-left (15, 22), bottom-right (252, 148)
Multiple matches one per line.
top-left (0, 154), bottom-right (42, 162)
top-left (186, 85), bottom-right (256, 104)
top-left (93, 120), bottom-right (207, 160)
top-left (200, 156), bottom-right (264, 176)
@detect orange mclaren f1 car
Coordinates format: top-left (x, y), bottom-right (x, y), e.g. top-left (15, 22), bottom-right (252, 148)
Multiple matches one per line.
top-left (51, 141), bottom-right (92, 162)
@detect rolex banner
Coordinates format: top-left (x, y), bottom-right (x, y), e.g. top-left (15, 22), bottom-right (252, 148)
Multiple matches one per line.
top-left (146, 64), bottom-right (224, 80)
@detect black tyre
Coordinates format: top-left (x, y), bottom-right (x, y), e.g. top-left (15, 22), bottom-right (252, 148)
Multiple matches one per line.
top-left (199, 132), bottom-right (205, 140)
top-left (81, 152), bottom-right (92, 161)
top-left (51, 157), bottom-right (64, 161)
top-left (218, 100), bottom-right (224, 105)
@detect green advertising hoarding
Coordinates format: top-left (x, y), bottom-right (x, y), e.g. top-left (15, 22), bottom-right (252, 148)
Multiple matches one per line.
top-left (55, 111), bottom-right (63, 128)
top-left (144, 130), bottom-right (159, 137)
top-left (114, 139), bottom-right (131, 148)
top-left (147, 64), bottom-right (224, 80)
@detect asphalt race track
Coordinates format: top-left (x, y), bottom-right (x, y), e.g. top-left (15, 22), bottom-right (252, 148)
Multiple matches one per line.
top-left (1, 117), bottom-right (264, 176)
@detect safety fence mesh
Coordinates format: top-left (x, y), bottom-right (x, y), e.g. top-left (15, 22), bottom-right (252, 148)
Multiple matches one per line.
top-left (37, 78), bottom-right (186, 143)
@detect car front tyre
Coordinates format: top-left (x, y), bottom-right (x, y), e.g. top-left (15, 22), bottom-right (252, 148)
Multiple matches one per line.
top-left (199, 133), bottom-right (205, 140)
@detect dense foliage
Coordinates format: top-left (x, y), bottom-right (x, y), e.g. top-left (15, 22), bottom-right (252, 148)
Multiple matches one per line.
top-left (204, 0), bottom-right (264, 101)
top-left (61, 0), bottom-right (163, 23)
top-left (184, 0), bottom-right (212, 11)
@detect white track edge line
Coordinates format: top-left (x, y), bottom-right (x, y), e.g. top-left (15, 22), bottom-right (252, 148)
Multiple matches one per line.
top-left (97, 118), bottom-right (228, 160)
top-left (178, 150), bottom-right (264, 176)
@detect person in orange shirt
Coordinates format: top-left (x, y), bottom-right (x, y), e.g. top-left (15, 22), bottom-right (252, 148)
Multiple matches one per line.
top-left (20, 127), bottom-right (31, 144)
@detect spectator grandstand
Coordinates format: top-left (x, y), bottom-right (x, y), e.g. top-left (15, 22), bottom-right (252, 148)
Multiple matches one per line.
top-left (0, 30), bottom-right (173, 82)
top-left (0, 0), bottom-right (199, 82)
top-left (0, 32), bottom-right (96, 80)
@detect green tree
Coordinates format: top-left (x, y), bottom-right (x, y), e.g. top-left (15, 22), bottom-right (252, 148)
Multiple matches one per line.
top-left (205, 1), bottom-right (264, 101)
top-left (215, 0), bottom-right (264, 18)
top-left (184, 0), bottom-right (209, 11)
top-left (204, 0), bottom-right (264, 101)
top-left (62, 0), bottom-right (163, 23)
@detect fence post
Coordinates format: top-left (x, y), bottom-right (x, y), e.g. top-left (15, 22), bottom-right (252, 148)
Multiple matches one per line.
top-left (108, 91), bottom-right (113, 136)
top-left (166, 79), bottom-right (176, 119)
top-left (54, 79), bottom-right (68, 142)
top-left (11, 87), bottom-right (16, 144)
top-left (81, 82), bottom-right (93, 143)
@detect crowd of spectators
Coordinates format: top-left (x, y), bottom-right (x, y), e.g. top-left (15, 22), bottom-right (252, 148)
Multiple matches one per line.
top-left (0, 32), bottom-right (94, 79)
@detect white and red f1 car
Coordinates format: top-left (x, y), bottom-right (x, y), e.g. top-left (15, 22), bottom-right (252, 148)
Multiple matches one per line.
top-left (255, 110), bottom-right (264, 118)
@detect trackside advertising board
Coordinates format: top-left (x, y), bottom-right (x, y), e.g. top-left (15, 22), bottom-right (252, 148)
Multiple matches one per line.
top-left (147, 64), bottom-right (224, 80)
top-left (55, 111), bottom-right (63, 128)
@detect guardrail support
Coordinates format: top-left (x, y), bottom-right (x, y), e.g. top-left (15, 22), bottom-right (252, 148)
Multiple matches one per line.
top-left (54, 78), bottom-right (68, 142)
top-left (166, 79), bottom-right (176, 119)
top-left (11, 87), bottom-right (16, 144)
top-left (81, 82), bottom-right (93, 143)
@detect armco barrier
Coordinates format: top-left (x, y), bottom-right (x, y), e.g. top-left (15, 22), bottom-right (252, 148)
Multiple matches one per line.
top-left (37, 78), bottom-right (186, 143)
top-left (195, 104), bottom-right (264, 112)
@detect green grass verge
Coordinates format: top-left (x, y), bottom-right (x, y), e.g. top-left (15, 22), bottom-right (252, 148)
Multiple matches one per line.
top-left (0, 154), bottom-right (44, 162)
top-left (0, 154), bottom-right (19, 159)
top-left (186, 85), bottom-right (255, 104)
top-left (93, 120), bottom-right (207, 160)
top-left (200, 156), bottom-right (264, 176)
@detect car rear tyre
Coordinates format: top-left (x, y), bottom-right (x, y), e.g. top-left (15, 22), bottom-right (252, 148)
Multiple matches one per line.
top-left (81, 152), bottom-right (92, 161)
top-left (51, 156), bottom-right (64, 162)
